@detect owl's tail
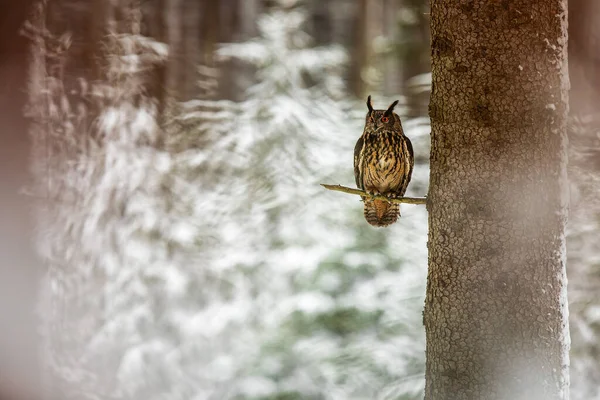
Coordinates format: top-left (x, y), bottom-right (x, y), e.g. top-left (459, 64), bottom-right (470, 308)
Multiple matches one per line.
top-left (363, 198), bottom-right (400, 227)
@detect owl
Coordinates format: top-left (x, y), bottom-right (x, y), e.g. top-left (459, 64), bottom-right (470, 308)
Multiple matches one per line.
top-left (354, 95), bottom-right (414, 227)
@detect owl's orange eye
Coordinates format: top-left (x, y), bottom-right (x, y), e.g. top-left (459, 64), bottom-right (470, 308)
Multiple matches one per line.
top-left (381, 116), bottom-right (390, 123)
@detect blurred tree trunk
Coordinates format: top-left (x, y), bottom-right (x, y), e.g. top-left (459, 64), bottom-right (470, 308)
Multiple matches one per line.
top-left (425, 0), bottom-right (570, 399)
top-left (163, 0), bottom-right (183, 104)
top-left (399, 0), bottom-right (429, 83)
top-left (143, 0), bottom-right (167, 116)
top-left (85, 0), bottom-right (111, 80)
top-left (310, 0), bottom-right (332, 45)
top-left (398, 0), bottom-right (430, 117)
top-left (238, 0), bottom-right (259, 38)
top-left (382, 0), bottom-right (402, 96)
top-left (349, 0), bottom-right (385, 98)
top-left (180, 0), bottom-right (223, 100)
top-left (0, 1), bottom-right (39, 399)
top-left (180, 0), bottom-right (202, 100)
top-left (349, 0), bottom-right (368, 97)
top-left (144, 0), bottom-right (183, 120)
top-left (569, 0), bottom-right (600, 115)
top-left (148, 0), bottom-right (244, 103)
top-left (566, 1), bottom-right (600, 398)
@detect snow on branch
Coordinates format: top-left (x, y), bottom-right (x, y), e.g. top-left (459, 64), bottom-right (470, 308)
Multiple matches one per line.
top-left (321, 184), bottom-right (427, 205)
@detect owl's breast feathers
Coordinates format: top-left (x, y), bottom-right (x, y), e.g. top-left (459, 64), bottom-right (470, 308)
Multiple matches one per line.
top-left (354, 129), bottom-right (414, 227)
top-left (356, 129), bottom-right (413, 196)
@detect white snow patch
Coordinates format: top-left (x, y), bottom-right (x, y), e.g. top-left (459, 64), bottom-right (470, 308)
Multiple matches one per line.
top-left (317, 271), bottom-right (342, 292)
top-left (238, 376), bottom-right (277, 398)
top-left (277, 291), bottom-right (335, 315)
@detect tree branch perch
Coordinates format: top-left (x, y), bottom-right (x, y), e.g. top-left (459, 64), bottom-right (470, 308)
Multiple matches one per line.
top-left (321, 184), bottom-right (427, 205)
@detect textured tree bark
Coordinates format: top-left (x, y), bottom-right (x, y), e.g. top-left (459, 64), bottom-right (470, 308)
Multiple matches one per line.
top-left (424, 1), bottom-right (570, 399)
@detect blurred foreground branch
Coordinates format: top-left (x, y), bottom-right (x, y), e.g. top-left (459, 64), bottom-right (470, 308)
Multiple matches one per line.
top-left (321, 184), bottom-right (427, 205)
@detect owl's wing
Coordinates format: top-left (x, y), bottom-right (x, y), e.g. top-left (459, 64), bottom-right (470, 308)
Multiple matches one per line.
top-left (406, 135), bottom-right (414, 167)
top-left (353, 136), bottom-right (365, 189)
top-left (396, 135), bottom-right (414, 197)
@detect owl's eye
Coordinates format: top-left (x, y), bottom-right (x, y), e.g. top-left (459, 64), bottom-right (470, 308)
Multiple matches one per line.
top-left (381, 116), bottom-right (390, 123)
top-left (369, 116), bottom-right (374, 122)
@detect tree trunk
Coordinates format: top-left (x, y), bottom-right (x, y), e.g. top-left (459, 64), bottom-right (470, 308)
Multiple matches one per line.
top-left (310, 0), bottom-right (333, 45)
top-left (349, 0), bottom-right (368, 98)
top-left (399, 0), bottom-right (430, 118)
top-left (569, 0), bottom-right (600, 115)
top-left (163, 0), bottom-right (184, 103)
top-left (0, 1), bottom-right (40, 399)
top-left (424, 1), bottom-right (570, 399)
top-left (378, 0), bottom-right (402, 97)
top-left (179, 0), bottom-right (201, 100)
top-left (86, 0), bottom-right (111, 80)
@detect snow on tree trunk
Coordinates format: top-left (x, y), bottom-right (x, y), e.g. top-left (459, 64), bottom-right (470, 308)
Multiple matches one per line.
top-left (424, 1), bottom-right (570, 399)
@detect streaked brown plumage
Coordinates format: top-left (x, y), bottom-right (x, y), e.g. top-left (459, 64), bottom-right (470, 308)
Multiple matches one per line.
top-left (354, 96), bottom-right (414, 227)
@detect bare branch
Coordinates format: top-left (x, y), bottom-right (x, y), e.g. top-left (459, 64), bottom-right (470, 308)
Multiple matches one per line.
top-left (321, 184), bottom-right (427, 205)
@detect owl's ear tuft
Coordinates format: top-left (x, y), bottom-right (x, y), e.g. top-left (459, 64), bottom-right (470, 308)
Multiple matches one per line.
top-left (384, 100), bottom-right (399, 116)
top-left (367, 95), bottom-right (373, 113)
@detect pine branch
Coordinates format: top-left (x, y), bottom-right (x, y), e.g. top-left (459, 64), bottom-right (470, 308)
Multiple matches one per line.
top-left (321, 184), bottom-right (427, 205)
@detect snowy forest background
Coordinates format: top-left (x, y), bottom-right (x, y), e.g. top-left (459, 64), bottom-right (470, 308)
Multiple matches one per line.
top-left (5, 0), bottom-right (599, 398)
